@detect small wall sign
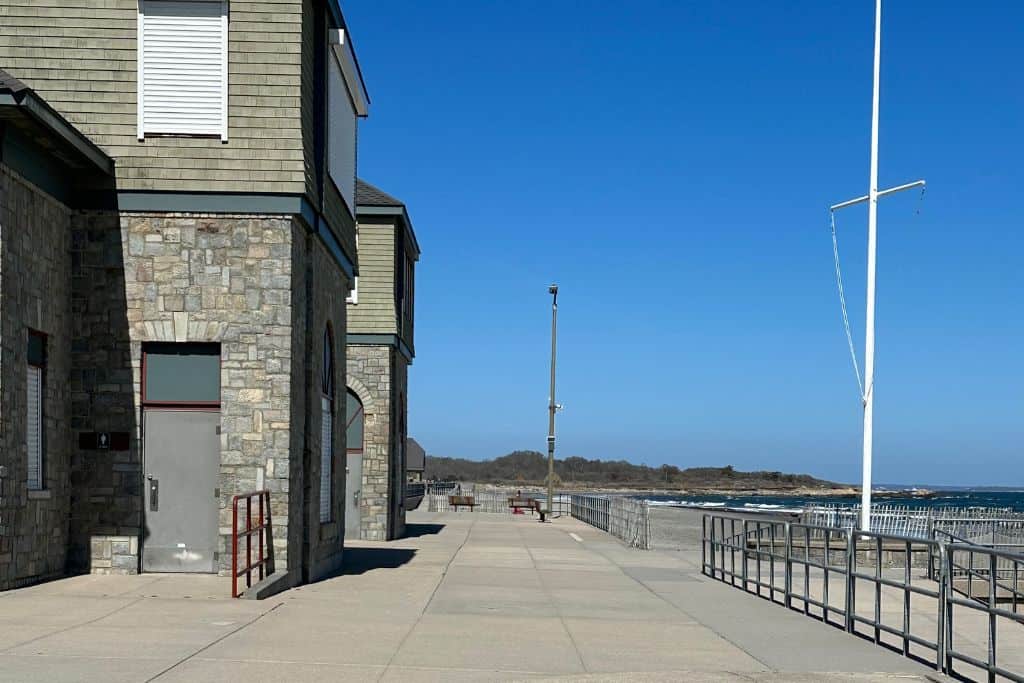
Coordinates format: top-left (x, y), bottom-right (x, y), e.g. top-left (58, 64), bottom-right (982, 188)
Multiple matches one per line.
top-left (78, 432), bottom-right (130, 451)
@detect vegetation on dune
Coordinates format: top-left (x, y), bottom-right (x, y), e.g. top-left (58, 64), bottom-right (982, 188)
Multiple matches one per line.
top-left (424, 450), bottom-right (841, 491)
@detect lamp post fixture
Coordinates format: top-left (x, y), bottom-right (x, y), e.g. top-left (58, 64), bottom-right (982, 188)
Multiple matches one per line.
top-left (546, 284), bottom-right (559, 520)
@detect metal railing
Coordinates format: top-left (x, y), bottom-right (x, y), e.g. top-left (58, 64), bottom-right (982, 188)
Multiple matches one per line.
top-left (944, 543), bottom-right (1024, 680)
top-left (571, 494), bottom-right (651, 549)
top-left (570, 494), bottom-right (610, 531)
top-left (702, 513), bottom-right (1024, 682)
top-left (231, 490), bottom-right (273, 599)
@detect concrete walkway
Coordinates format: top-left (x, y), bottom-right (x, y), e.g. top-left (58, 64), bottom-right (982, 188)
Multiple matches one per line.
top-left (0, 511), bottom-right (948, 682)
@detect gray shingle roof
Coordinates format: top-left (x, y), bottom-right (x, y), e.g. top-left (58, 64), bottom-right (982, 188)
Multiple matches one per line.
top-left (0, 69), bottom-right (30, 96)
top-left (0, 69), bottom-right (114, 175)
top-left (356, 179), bottom-right (405, 207)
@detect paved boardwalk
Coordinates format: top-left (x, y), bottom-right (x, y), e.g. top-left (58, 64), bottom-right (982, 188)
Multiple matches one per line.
top-left (0, 511), bottom-right (948, 682)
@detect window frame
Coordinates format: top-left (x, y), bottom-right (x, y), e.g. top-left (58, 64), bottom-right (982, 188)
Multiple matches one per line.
top-left (137, 0), bottom-right (229, 142)
top-left (141, 342), bottom-right (222, 409)
top-left (26, 330), bottom-right (47, 491)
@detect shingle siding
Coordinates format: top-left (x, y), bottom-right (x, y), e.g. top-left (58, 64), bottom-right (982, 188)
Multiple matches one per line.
top-left (323, 178), bottom-right (356, 268)
top-left (348, 218), bottom-right (397, 334)
top-left (1, 0), bottom-right (309, 194)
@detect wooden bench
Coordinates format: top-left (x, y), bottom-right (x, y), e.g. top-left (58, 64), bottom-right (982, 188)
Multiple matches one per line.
top-left (508, 497), bottom-right (546, 522)
top-left (449, 495), bottom-right (476, 511)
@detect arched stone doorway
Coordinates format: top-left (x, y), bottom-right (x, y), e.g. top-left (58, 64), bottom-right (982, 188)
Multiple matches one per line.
top-left (344, 387), bottom-right (365, 538)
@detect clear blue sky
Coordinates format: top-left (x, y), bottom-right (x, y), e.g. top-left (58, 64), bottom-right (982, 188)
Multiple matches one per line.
top-left (346, 1), bottom-right (1023, 486)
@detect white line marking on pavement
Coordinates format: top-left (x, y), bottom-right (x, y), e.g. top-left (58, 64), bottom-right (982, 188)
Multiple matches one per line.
top-left (570, 533), bottom-right (583, 543)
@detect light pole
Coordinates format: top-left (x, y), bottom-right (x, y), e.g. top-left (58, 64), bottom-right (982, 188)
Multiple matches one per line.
top-left (546, 284), bottom-right (558, 519)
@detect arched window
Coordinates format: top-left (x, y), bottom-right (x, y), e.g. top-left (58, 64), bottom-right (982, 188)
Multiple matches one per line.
top-left (319, 326), bottom-right (334, 523)
top-left (346, 389), bottom-right (364, 454)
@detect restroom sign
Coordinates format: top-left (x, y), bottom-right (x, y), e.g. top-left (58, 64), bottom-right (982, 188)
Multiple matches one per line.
top-left (78, 431), bottom-right (129, 451)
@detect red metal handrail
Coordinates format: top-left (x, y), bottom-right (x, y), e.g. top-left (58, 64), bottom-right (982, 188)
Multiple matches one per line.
top-left (231, 490), bottom-right (273, 598)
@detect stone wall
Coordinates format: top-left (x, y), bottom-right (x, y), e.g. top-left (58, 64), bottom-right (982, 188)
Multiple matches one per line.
top-left (292, 229), bottom-right (349, 581)
top-left (69, 212), bottom-right (299, 576)
top-left (2, 193), bottom-right (350, 588)
top-left (347, 344), bottom-right (406, 540)
top-left (390, 352), bottom-right (408, 540)
top-left (0, 165), bottom-right (73, 590)
top-left (68, 210), bottom-right (138, 573)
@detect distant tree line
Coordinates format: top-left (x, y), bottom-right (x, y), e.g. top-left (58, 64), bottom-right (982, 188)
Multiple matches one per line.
top-left (424, 450), bottom-right (839, 490)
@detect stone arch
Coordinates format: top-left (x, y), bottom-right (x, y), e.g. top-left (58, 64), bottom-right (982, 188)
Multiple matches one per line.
top-left (346, 376), bottom-right (375, 415)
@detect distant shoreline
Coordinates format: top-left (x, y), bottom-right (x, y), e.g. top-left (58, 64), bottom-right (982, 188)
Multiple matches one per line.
top-left (469, 482), bottom-right (920, 498)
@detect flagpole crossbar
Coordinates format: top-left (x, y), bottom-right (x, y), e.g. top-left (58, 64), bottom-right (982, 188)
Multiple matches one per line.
top-left (830, 180), bottom-right (926, 212)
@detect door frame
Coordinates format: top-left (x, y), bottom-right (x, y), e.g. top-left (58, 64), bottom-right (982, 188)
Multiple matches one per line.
top-left (345, 390), bottom-right (365, 537)
top-left (139, 343), bottom-right (222, 572)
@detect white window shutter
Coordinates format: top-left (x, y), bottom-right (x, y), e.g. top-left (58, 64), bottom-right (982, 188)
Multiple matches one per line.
top-left (139, 0), bottom-right (228, 140)
top-left (346, 235), bottom-right (359, 303)
top-left (320, 397), bottom-right (333, 522)
top-left (27, 366), bottom-right (43, 490)
top-left (346, 275), bottom-right (358, 304)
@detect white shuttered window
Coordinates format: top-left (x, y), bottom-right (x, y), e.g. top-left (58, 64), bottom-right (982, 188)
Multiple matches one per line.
top-left (320, 397), bottom-right (333, 522)
top-left (27, 366), bottom-right (43, 491)
top-left (320, 328), bottom-right (335, 523)
top-left (138, 0), bottom-right (228, 140)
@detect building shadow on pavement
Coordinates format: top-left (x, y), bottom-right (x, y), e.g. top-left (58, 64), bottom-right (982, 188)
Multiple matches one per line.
top-left (341, 548), bottom-right (417, 576)
top-left (402, 523), bottom-right (444, 539)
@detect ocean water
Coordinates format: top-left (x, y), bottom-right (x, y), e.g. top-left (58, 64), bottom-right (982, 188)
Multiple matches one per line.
top-left (641, 490), bottom-right (1024, 513)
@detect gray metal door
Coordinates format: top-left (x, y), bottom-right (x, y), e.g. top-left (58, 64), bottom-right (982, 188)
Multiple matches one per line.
top-left (345, 453), bottom-right (362, 538)
top-left (142, 409), bottom-right (220, 573)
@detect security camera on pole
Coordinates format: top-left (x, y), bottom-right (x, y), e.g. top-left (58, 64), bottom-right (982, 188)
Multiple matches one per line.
top-left (829, 0), bottom-right (925, 532)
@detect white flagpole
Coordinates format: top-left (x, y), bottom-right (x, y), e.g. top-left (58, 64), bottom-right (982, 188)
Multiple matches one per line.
top-left (860, 0), bottom-right (883, 533)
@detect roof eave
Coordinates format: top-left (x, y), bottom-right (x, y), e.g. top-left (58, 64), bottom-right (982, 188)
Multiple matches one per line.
top-left (326, 0), bottom-right (370, 117)
top-left (0, 88), bottom-right (114, 175)
top-left (356, 204), bottom-right (421, 258)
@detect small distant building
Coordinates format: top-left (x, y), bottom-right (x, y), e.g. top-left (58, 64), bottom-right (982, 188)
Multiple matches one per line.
top-left (345, 180), bottom-right (420, 541)
top-left (406, 438), bottom-right (426, 483)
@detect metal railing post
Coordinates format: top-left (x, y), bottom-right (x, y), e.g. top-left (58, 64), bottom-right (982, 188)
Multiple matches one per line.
top-left (824, 530), bottom-right (832, 622)
top-left (945, 544), bottom-right (954, 675)
top-left (903, 539), bottom-right (911, 657)
top-left (937, 542), bottom-right (947, 673)
top-left (231, 497), bottom-right (238, 599)
top-left (258, 492), bottom-right (265, 583)
top-left (720, 520), bottom-right (729, 581)
top-left (755, 522), bottom-right (763, 598)
top-left (245, 495), bottom-right (252, 591)
top-left (730, 518), bottom-right (738, 586)
top-left (701, 514), bottom-right (707, 574)
top-left (265, 490), bottom-right (274, 575)
top-left (784, 522), bottom-right (793, 609)
top-left (846, 531), bottom-right (855, 634)
top-left (988, 552), bottom-right (997, 682)
top-left (873, 536), bottom-right (882, 644)
top-left (742, 520), bottom-right (749, 590)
